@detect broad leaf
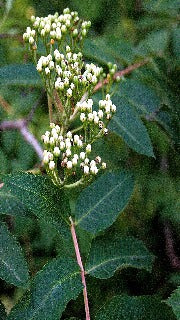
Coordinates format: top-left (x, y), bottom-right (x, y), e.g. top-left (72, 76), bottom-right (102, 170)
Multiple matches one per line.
top-left (3, 173), bottom-right (71, 240)
top-left (0, 64), bottom-right (42, 87)
top-left (115, 79), bottom-right (160, 115)
top-left (95, 295), bottom-right (176, 320)
top-left (0, 191), bottom-right (32, 217)
top-left (8, 258), bottom-right (82, 320)
top-left (0, 224), bottom-right (29, 287)
top-left (166, 286), bottom-right (180, 320)
top-left (83, 38), bottom-right (117, 65)
top-left (75, 171), bottom-right (134, 234)
top-left (86, 235), bottom-right (154, 278)
top-left (108, 98), bottom-right (154, 156)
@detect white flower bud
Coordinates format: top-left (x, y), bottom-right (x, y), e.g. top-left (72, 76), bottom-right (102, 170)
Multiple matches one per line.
top-left (84, 158), bottom-right (89, 164)
top-left (90, 160), bottom-right (96, 166)
top-left (66, 141), bottom-right (71, 149)
top-left (49, 61), bottom-right (54, 70)
top-left (53, 147), bottom-right (60, 156)
top-left (84, 165), bottom-right (89, 175)
top-left (86, 144), bottom-right (91, 153)
top-left (67, 161), bottom-right (72, 169)
top-left (58, 135), bottom-right (63, 141)
top-left (72, 158), bottom-right (78, 166)
top-left (29, 36), bottom-right (34, 44)
top-left (95, 156), bottom-right (101, 163)
top-left (99, 100), bottom-right (106, 108)
top-left (49, 160), bottom-right (55, 170)
top-left (80, 113), bottom-right (86, 122)
top-left (77, 139), bottom-right (83, 147)
top-left (45, 67), bottom-right (50, 75)
top-left (60, 141), bottom-right (65, 150)
top-left (61, 25), bottom-right (67, 33)
top-left (66, 149), bottom-right (71, 157)
top-left (67, 131), bottom-right (72, 139)
top-left (94, 116), bottom-right (99, 124)
top-left (90, 165), bottom-right (98, 175)
top-left (43, 135), bottom-right (49, 144)
top-left (66, 45), bottom-right (71, 52)
top-left (80, 152), bottom-right (86, 160)
top-left (50, 123), bottom-right (55, 128)
top-left (98, 110), bottom-right (104, 119)
top-left (74, 154), bottom-right (79, 160)
top-left (88, 113), bottom-right (94, 122)
top-left (106, 94), bottom-right (111, 101)
top-left (67, 88), bottom-right (72, 97)
top-left (70, 83), bottom-right (75, 90)
top-left (73, 29), bottom-right (78, 37)
top-left (43, 154), bottom-right (49, 164)
top-left (111, 104), bottom-right (116, 112)
top-left (102, 162), bottom-right (107, 169)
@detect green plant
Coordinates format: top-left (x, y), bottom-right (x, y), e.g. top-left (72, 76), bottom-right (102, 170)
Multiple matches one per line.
top-left (0, 5), bottom-right (179, 320)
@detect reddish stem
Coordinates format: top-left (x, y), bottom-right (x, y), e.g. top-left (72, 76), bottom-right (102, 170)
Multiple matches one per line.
top-left (94, 58), bottom-right (149, 92)
top-left (69, 217), bottom-right (90, 320)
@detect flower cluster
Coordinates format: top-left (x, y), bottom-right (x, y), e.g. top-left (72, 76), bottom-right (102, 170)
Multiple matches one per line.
top-left (42, 122), bottom-right (107, 186)
top-left (36, 48), bottom-right (103, 107)
top-left (23, 8), bottom-right (91, 48)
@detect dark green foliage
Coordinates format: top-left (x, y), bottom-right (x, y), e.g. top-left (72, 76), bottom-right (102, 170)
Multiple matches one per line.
top-left (95, 295), bottom-right (176, 320)
top-left (0, 224), bottom-right (29, 287)
top-left (75, 171), bottom-right (134, 234)
top-left (7, 258), bottom-right (82, 320)
top-left (2, 173), bottom-right (71, 239)
top-left (108, 99), bottom-right (154, 157)
top-left (0, 302), bottom-right (7, 320)
top-left (86, 234), bottom-right (155, 278)
top-left (166, 286), bottom-right (180, 320)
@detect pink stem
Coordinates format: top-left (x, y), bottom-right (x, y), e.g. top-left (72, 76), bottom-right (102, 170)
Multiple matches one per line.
top-left (69, 217), bottom-right (91, 320)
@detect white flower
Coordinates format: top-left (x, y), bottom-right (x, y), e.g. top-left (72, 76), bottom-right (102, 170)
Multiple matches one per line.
top-left (94, 116), bottom-right (99, 124)
top-left (80, 152), bottom-right (86, 160)
top-left (98, 110), bottom-right (103, 119)
top-left (43, 154), bottom-right (49, 164)
top-left (66, 149), bottom-right (71, 157)
top-left (67, 88), bottom-right (72, 97)
top-left (29, 36), bottom-right (34, 44)
top-left (60, 141), bottom-right (65, 150)
top-left (84, 158), bottom-right (89, 164)
top-left (111, 104), bottom-right (116, 112)
top-left (72, 157), bottom-right (78, 166)
top-left (49, 160), bottom-right (55, 170)
top-left (77, 139), bottom-right (83, 147)
top-left (49, 137), bottom-right (55, 145)
top-left (90, 165), bottom-right (98, 175)
top-left (45, 67), bottom-right (50, 75)
top-left (84, 165), bottom-right (89, 175)
top-left (67, 131), bottom-right (72, 139)
top-left (86, 144), bottom-right (91, 153)
top-left (74, 135), bottom-right (79, 144)
top-left (53, 147), bottom-right (60, 156)
top-left (74, 154), bottom-right (79, 160)
top-left (90, 160), bottom-right (96, 166)
top-left (95, 156), bottom-right (101, 163)
top-left (67, 161), bottom-right (73, 169)
top-left (80, 113), bottom-right (86, 122)
top-left (88, 113), bottom-right (94, 122)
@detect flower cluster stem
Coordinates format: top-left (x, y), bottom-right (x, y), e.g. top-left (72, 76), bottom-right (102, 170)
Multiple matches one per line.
top-left (69, 217), bottom-right (91, 320)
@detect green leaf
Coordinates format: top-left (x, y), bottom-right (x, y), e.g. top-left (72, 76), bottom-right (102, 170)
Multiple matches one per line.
top-left (137, 30), bottom-right (169, 56)
top-left (3, 173), bottom-right (71, 240)
top-left (115, 79), bottom-right (161, 115)
top-left (95, 295), bottom-right (176, 320)
top-left (8, 258), bottom-right (82, 320)
top-left (0, 224), bottom-right (29, 287)
top-left (5, 0), bottom-right (14, 13)
top-left (0, 64), bottom-right (42, 87)
top-left (75, 171), bottom-right (134, 234)
top-left (83, 38), bottom-right (117, 65)
top-left (108, 98), bottom-right (154, 157)
top-left (166, 286), bottom-right (180, 320)
top-left (86, 235), bottom-right (154, 279)
top-left (0, 191), bottom-right (32, 217)
top-left (0, 302), bottom-right (7, 320)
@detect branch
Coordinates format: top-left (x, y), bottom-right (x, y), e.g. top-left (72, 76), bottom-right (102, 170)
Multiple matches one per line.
top-left (94, 58), bottom-right (149, 92)
top-left (164, 223), bottom-right (180, 270)
top-left (0, 95), bottom-right (13, 114)
top-left (70, 217), bottom-right (91, 320)
top-left (0, 119), bottom-right (43, 160)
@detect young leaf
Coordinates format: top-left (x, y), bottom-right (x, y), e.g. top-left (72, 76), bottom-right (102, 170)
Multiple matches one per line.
top-left (8, 258), bottom-right (82, 320)
top-left (0, 64), bottom-right (42, 87)
top-left (75, 171), bottom-right (134, 234)
top-left (166, 286), bottom-right (180, 320)
top-left (3, 173), bottom-right (71, 239)
top-left (95, 295), bottom-right (176, 320)
top-left (0, 191), bottom-right (32, 217)
top-left (86, 235), bottom-right (154, 279)
top-left (108, 98), bottom-right (154, 157)
top-left (0, 224), bottom-right (29, 287)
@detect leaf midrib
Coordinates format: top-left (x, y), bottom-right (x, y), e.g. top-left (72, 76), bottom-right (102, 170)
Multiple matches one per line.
top-left (75, 175), bottom-right (128, 225)
top-left (28, 270), bottom-right (80, 320)
top-left (86, 254), bottom-right (150, 274)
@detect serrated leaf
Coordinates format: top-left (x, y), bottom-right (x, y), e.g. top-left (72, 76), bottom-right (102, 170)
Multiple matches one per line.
top-left (0, 224), bottom-right (29, 287)
top-left (108, 98), bottom-right (154, 156)
top-left (75, 171), bottom-right (134, 234)
top-left (8, 258), bottom-right (82, 320)
top-left (0, 191), bottom-right (32, 217)
top-left (166, 286), bottom-right (180, 320)
top-left (115, 79), bottom-right (160, 115)
top-left (86, 235), bottom-right (154, 279)
top-left (0, 64), bottom-right (42, 87)
top-left (95, 295), bottom-right (176, 320)
top-left (2, 173), bottom-right (71, 240)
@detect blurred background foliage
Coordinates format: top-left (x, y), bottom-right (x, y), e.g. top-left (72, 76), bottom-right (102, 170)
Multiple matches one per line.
top-left (0, 0), bottom-right (179, 317)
